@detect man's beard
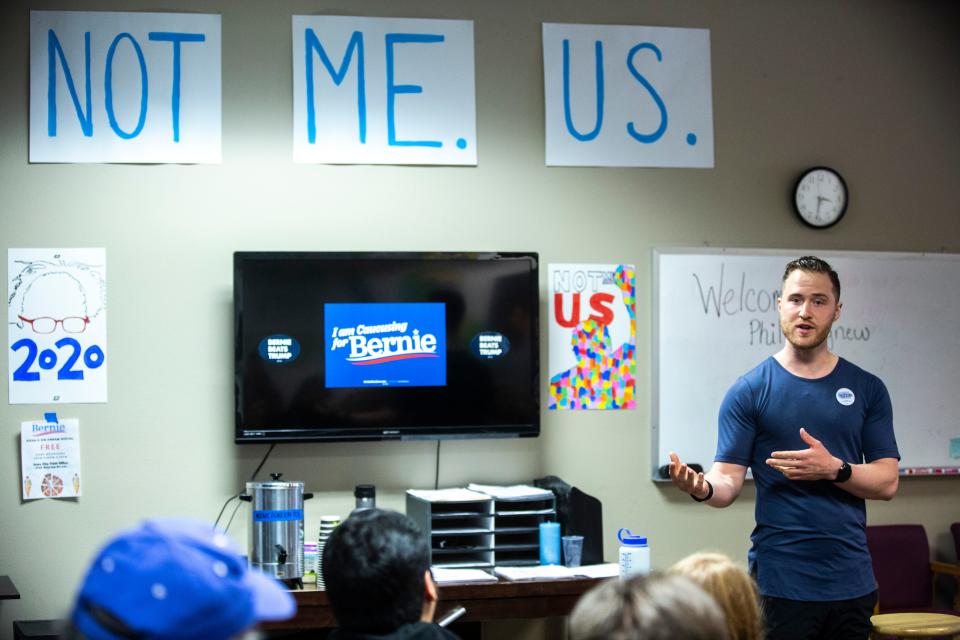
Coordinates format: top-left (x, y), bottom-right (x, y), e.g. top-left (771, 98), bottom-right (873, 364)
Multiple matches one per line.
top-left (780, 317), bottom-right (833, 350)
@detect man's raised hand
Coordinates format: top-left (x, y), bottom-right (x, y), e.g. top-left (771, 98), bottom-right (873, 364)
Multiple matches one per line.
top-left (669, 451), bottom-right (710, 499)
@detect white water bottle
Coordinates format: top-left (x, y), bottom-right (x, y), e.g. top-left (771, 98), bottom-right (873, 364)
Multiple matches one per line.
top-left (618, 528), bottom-right (650, 578)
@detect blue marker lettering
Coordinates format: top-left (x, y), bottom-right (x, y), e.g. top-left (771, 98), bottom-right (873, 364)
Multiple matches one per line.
top-left (47, 29), bottom-right (93, 137)
top-left (626, 42), bottom-right (667, 143)
top-left (105, 33), bottom-right (149, 139)
top-left (304, 29), bottom-right (366, 144)
top-left (148, 32), bottom-right (206, 143)
top-left (562, 39), bottom-right (604, 141)
top-left (385, 33), bottom-right (444, 148)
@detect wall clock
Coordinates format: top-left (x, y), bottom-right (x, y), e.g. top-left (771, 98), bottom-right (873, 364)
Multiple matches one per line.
top-left (793, 167), bottom-right (848, 229)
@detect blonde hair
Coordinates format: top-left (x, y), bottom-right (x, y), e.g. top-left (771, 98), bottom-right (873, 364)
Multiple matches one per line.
top-left (569, 573), bottom-right (727, 640)
top-left (669, 552), bottom-right (763, 640)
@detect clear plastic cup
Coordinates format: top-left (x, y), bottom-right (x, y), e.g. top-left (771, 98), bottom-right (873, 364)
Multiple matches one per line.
top-left (562, 535), bottom-right (584, 567)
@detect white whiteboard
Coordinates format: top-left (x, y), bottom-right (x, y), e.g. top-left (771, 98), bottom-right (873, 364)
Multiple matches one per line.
top-left (653, 248), bottom-right (960, 479)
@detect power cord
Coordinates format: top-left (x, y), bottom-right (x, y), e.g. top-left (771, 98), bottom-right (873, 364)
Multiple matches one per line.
top-left (213, 443), bottom-right (277, 531)
top-left (435, 440), bottom-right (441, 490)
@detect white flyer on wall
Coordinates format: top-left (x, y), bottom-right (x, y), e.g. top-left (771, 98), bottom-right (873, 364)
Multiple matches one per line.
top-left (21, 416), bottom-right (82, 500)
top-left (8, 249), bottom-right (107, 404)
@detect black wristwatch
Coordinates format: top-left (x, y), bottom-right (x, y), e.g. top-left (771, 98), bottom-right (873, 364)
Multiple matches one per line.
top-left (834, 461), bottom-right (852, 483)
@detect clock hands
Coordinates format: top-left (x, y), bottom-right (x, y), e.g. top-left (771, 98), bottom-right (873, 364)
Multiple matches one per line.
top-left (795, 168), bottom-right (846, 227)
top-left (812, 194), bottom-right (836, 222)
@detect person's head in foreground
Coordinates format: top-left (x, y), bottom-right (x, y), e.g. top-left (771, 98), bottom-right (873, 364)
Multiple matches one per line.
top-left (569, 573), bottom-right (728, 640)
top-left (322, 509), bottom-right (448, 637)
top-left (669, 552), bottom-right (763, 640)
top-left (69, 518), bottom-right (295, 640)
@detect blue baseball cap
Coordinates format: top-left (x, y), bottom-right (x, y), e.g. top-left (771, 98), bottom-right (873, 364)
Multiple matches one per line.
top-left (71, 518), bottom-right (296, 640)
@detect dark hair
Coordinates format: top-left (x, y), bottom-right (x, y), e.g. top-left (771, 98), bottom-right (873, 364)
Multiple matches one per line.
top-left (782, 256), bottom-right (841, 301)
top-left (322, 509), bottom-right (430, 633)
top-left (569, 573), bottom-right (728, 640)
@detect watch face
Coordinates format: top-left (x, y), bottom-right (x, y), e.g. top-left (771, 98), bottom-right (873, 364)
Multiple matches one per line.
top-left (835, 461), bottom-right (852, 483)
top-left (794, 167), bottom-right (848, 228)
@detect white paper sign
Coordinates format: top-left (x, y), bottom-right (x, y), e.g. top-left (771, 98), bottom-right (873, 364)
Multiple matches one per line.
top-left (21, 417), bottom-right (82, 500)
top-left (293, 15), bottom-right (477, 165)
top-left (8, 249), bottom-right (107, 404)
top-left (543, 23), bottom-right (713, 168)
top-left (30, 11), bottom-right (222, 163)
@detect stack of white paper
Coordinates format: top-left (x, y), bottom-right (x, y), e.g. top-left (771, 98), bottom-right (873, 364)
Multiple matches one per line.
top-left (407, 488), bottom-right (491, 502)
top-left (431, 567), bottom-right (499, 584)
top-left (467, 483), bottom-right (554, 499)
top-left (494, 563), bottom-right (620, 581)
top-left (572, 563), bottom-right (620, 579)
top-left (494, 565), bottom-right (579, 581)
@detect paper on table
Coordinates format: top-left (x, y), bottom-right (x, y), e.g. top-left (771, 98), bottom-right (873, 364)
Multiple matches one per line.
top-left (468, 483), bottom-right (554, 499)
top-left (494, 565), bottom-right (578, 581)
top-left (431, 567), bottom-right (498, 584)
top-left (407, 488), bottom-right (491, 502)
top-left (494, 564), bottom-right (619, 581)
top-left (573, 563), bottom-right (619, 579)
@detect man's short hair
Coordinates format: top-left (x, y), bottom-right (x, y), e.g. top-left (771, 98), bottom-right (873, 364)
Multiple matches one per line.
top-left (569, 573), bottom-right (728, 640)
top-left (782, 255), bottom-right (841, 301)
top-left (322, 509), bottom-right (431, 633)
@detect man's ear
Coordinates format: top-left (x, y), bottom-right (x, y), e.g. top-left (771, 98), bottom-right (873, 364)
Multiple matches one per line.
top-left (424, 570), bottom-right (438, 603)
top-left (420, 570), bottom-right (439, 623)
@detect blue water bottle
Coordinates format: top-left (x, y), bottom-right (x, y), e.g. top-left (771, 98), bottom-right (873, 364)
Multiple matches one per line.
top-left (539, 521), bottom-right (561, 565)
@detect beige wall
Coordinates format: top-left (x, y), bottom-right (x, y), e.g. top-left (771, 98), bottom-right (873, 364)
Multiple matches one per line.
top-left (2, 1), bottom-right (959, 637)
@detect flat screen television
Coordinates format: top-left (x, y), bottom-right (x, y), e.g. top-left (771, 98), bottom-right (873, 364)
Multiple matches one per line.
top-left (234, 252), bottom-right (540, 443)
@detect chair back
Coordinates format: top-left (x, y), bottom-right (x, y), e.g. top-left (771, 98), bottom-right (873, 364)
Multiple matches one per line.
top-left (866, 524), bottom-right (933, 612)
top-left (951, 522), bottom-right (960, 562)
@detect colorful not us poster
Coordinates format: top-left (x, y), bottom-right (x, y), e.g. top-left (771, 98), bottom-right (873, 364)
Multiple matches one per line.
top-left (21, 416), bottom-right (82, 500)
top-left (8, 249), bottom-right (107, 404)
top-left (548, 263), bottom-right (636, 410)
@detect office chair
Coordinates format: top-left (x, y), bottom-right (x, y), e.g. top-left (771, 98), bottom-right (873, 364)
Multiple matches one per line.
top-left (866, 524), bottom-right (960, 614)
top-left (951, 523), bottom-right (960, 562)
top-left (951, 522), bottom-right (960, 611)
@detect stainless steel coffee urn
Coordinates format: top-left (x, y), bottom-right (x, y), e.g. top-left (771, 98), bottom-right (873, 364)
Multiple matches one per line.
top-left (241, 473), bottom-right (312, 586)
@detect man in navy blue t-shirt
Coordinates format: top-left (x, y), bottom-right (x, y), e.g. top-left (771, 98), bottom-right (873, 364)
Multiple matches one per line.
top-left (669, 256), bottom-right (900, 640)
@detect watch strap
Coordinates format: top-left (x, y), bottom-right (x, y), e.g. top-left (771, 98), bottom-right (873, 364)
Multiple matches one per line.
top-left (834, 461), bottom-right (852, 483)
top-left (691, 480), bottom-right (714, 502)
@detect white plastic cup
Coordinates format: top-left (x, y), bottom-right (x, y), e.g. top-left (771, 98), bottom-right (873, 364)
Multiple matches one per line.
top-left (617, 528), bottom-right (650, 578)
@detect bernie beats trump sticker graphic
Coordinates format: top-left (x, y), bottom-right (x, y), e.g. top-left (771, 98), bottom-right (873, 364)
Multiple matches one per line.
top-left (836, 388), bottom-right (855, 406)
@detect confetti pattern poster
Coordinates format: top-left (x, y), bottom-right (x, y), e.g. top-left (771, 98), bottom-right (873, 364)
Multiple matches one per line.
top-left (548, 263), bottom-right (636, 410)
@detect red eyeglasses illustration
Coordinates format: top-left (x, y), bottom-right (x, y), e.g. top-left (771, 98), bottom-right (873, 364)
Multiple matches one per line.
top-left (18, 315), bottom-right (90, 334)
